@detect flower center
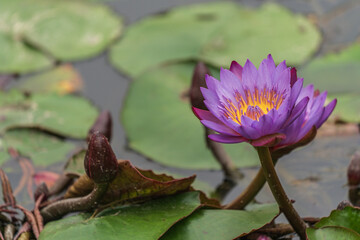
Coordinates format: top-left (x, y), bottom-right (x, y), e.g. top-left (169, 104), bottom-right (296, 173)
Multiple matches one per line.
top-left (223, 88), bottom-right (284, 125)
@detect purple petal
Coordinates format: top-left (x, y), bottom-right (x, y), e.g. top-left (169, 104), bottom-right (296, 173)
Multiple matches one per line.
top-left (275, 60), bottom-right (287, 77)
top-left (258, 54), bottom-right (276, 86)
top-left (284, 97), bottom-right (309, 127)
top-left (205, 75), bottom-right (220, 91)
top-left (230, 61), bottom-right (243, 81)
top-left (316, 98), bottom-right (337, 128)
top-left (242, 59), bottom-right (258, 90)
top-left (289, 78), bottom-right (304, 107)
top-left (192, 107), bottom-right (222, 124)
top-left (201, 120), bottom-right (238, 136)
top-left (220, 68), bottom-right (243, 93)
top-left (208, 134), bottom-right (247, 143)
top-left (290, 67), bottom-right (298, 87)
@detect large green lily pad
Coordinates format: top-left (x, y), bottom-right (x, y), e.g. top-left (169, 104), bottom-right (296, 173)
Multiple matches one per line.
top-left (301, 43), bottom-right (360, 93)
top-left (39, 192), bottom-right (202, 240)
top-left (110, 2), bottom-right (321, 77)
top-left (0, 129), bottom-right (77, 166)
top-left (300, 42), bottom-right (360, 122)
top-left (307, 227), bottom-right (360, 240)
top-left (315, 206), bottom-right (360, 234)
top-left (122, 63), bottom-right (258, 169)
top-left (0, 91), bottom-right (98, 139)
top-left (161, 203), bottom-right (279, 240)
top-left (0, 0), bottom-right (122, 74)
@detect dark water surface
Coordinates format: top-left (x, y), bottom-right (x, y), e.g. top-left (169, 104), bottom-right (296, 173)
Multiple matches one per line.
top-left (69, 0), bottom-right (360, 219)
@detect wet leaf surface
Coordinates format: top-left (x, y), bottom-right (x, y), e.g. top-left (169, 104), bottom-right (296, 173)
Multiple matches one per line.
top-left (17, 65), bottom-right (83, 94)
top-left (161, 203), bottom-right (279, 240)
top-left (0, 0), bottom-right (122, 74)
top-left (110, 2), bottom-right (321, 77)
top-left (123, 63), bottom-right (258, 169)
top-left (39, 192), bottom-right (203, 240)
top-left (0, 91), bottom-right (99, 139)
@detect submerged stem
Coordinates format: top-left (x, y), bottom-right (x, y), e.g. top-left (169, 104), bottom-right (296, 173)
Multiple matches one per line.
top-left (40, 183), bottom-right (108, 222)
top-left (205, 128), bottom-right (243, 180)
top-left (256, 147), bottom-right (307, 240)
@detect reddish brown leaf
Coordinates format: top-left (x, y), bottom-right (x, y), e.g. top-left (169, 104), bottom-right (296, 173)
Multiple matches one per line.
top-left (65, 160), bottom-right (195, 205)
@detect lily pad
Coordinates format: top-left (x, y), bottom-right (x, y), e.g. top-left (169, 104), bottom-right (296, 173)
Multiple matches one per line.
top-left (301, 42), bottom-right (360, 94)
top-left (307, 226), bottom-right (360, 240)
top-left (0, 129), bottom-right (77, 166)
top-left (110, 2), bottom-right (321, 77)
top-left (0, 0), bottom-right (122, 74)
top-left (39, 192), bottom-right (202, 240)
top-left (300, 43), bottom-right (360, 122)
top-left (0, 91), bottom-right (98, 139)
top-left (17, 65), bottom-right (83, 94)
top-left (161, 203), bottom-right (279, 240)
top-left (123, 63), bottom-right (258, 169)
top-left (315, 206), bottom-right (360, 234)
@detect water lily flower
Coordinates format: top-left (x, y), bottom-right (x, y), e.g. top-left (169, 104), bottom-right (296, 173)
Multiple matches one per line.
top-left (193, 54), bottom-right (336, 147)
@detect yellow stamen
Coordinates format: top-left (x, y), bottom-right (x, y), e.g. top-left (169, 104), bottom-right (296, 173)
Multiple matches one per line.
top-left (223, 88), bottom-right (284, 125)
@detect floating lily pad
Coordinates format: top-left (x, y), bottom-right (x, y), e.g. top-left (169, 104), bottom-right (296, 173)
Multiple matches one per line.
top-left (307, 226), bottom-right (360, 240)
top-left (39, 192), bottom-right (202, 240)
top-left (17, 65), bottom-right (83, 94)
top-left (162, 203), bottom-right (279, 240)
top-left (0, 129), bottom-right (77, 166)
top-left (301, 43), bottom-right (360, 94)
top-left (110, 2), bottom-right (321, 77)
top-left (0, 0), bottom-right (122, 74)
top-left (315, 206), bottom-right (360, 234)
top-left (0, 91), bottom-right (98, 139)
top-left (300, 43), bottom-right (360, 122)
top-left (122, 63), bottom-right (258, 169)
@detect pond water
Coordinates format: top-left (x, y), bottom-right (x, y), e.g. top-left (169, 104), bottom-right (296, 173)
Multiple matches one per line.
top-left (69, 0), bottom-right (360, 220)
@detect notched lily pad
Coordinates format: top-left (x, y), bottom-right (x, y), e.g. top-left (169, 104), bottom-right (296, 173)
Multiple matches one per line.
top-left (123, 63), bottom-right (258, 169)
top-left (307, 226), bottom-right (360, 240)
top-left (17, 65), bottom-right (83, 94)
top-left (110, 2), bottom-right (321, 77)
top-left (39, 192), bottom-right (203, 240)
top-left (0, 0), bottom-right (122, 74)
top-left (65, 159), bottom-right (201, 205)
top-left (0, 90), bottom-right (98, 139)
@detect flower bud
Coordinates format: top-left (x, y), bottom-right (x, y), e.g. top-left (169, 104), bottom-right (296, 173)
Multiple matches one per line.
top-left (87, 110), bottom-right (112, 142)
top-left (348, 152), bottom-right (360, 186)
top-left (34, 182), bottom-right (49, 202)
top-left (84, 132), bottom-right (118, 183)
top-left (190, 62), bottom-right (211, 110)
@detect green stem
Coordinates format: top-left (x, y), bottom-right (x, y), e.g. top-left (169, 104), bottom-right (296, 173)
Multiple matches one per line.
top-left (256, 147), bottom-right (307, 240)
top-left (225, 157), bottom-right (279, 210)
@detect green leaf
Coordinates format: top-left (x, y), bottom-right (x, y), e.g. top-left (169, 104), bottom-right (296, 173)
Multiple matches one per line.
top-left (110, 2), bottom-right (321, 77)
top-left (17, 65), bottom-right (83, 94)
top-left (299, 42), bottom-right (360, 122)
top-left (0, 91), bottom-right (98, 139)
top-left (0, 0), bottom-right (122, 74)
top-left (328, 94), bottom-right (360, 122)
top-left (315, 206), bottom-right (360, 234)
top-left (161, 203), bottom-right (279, 240)
top-left (301, 43), bottom-right (360, 94)
top-left (122, 63), bottom-right (258, 169)
top-left (307, 226), bottom-right (360, 240)
top-left (39, 192), bottom-right (202, 240)
top-left (0, 129), bottom-right (77, 166)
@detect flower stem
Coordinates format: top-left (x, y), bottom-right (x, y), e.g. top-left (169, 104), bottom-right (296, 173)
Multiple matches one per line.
top-left (40, 182), bottom-right (108, 222)
top-left (205, 128), bottom-right (243, 180)
top-left (256, 147), bottom-right (307, 240)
